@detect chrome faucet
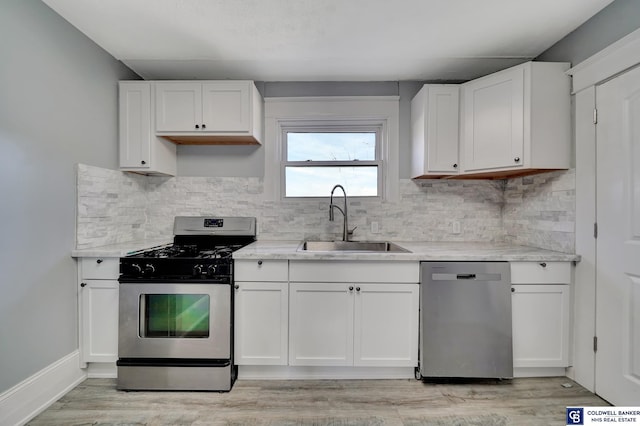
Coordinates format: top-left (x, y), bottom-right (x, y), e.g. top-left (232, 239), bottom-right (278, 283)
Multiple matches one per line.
top-left (329, 184), bottom-right (355, 241)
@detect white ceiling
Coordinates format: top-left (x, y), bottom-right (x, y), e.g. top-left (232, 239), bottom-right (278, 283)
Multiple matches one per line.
top-left (42, 0), bottom-right (615, 82)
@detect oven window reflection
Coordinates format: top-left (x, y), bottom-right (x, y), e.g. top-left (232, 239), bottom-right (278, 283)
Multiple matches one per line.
top-left (141, 294), bottom-right (210, 338)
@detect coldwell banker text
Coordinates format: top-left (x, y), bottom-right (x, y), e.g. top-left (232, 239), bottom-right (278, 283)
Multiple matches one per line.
top-left (567, 408), bottom-right (640, 425)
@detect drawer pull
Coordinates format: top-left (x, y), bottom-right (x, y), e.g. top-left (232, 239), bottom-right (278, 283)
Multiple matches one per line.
top-left (539, 262), bottom-right (547, 268)
top-left (81, 282), bottom-right (87, 287)
top-left (257, 260), bottom-right (263, 266)
top-left (96, 259), bottom-right (103, 264)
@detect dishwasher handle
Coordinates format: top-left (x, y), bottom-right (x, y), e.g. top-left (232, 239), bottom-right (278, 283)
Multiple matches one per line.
top-left (431, 272), bottom-right (504, 281)
top-left (456, 274), bottom-right (476, 279)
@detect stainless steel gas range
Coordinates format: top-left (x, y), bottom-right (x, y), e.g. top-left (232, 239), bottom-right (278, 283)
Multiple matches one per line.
top-left (116, 216), bottom-right (256, 391)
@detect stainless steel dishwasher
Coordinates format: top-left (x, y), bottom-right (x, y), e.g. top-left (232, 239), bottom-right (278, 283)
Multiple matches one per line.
top-left (420, 262), bottom-right (513, 379)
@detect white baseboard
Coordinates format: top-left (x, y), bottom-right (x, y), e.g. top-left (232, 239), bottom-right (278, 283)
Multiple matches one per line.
top-left (238, 365), bottom-right (415, 380)
top-left (0, 350), bottom-right (86, 426)
top-left (87, 362), bottom-right (117, 378)
top-left (513, 367), bottom-right (567, 378)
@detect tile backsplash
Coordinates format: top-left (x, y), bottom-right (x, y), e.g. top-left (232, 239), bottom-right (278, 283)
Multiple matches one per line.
top-left (76, 164), bottom-right (575, 253)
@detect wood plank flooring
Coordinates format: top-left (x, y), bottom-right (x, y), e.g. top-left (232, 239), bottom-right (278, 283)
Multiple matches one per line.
top-left (28, 377), bottom-right (608, 425)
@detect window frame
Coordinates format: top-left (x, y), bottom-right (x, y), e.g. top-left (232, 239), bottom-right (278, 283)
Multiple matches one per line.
top-left (263, 96), bottom-right (400, 202)
top-left (281, 123), bottom-right (383, 199)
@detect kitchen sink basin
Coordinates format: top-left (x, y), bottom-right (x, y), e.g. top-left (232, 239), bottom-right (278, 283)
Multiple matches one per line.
top-left (298, 240), bottom-right (410, 253)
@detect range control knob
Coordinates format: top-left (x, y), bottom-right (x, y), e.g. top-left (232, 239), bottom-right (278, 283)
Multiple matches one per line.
top-left (206, 264), bottom-right (218, 276)
top-left (144, 264), bottom-right (156, 276)
top-left (131, 263), bottom-right (143, 275)
top-left (193, 264), bottom-right (203, 276)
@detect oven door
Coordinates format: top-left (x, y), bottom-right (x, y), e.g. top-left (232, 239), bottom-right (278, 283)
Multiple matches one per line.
top-left (119, 282), bottom-right (230, 360)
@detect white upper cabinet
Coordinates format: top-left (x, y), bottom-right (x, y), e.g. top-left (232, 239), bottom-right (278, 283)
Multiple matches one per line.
top-left (460, 61), bottom-right (570, 177)
top-left (155, 80), bottom-right (263, 144)
top-left (119, 82), bottom-right (176, 176)
top-left (154, 82), bottom-right (201, 132)
top-left (411, 84), bottom-right (460, 177)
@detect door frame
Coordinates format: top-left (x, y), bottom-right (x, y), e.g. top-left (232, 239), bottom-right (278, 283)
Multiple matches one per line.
top-left (569, 27), bottom-right (640, 392)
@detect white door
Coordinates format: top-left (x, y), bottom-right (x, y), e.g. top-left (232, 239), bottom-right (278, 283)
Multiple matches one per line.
top-left (462, 66), bottom-right (524, 172)
top-left (426, 85), bottom-right (460, 173)
top-left (289, 282), bottom-right (354, 366)
top-left (353, 283), bottom-right (419, 367)
top-left (80, 279), bottom-right (119, 363)
top-left (119, 82), bottom-right (151, 169)
top-left (511, 284), bottom-right (570, 368)
top-left (202, 82), bottom-right (250, 132)
top-left (595, 64), bottom-right (640, 405)
top-left (155, 82), bottom-right (202, 132)
top-left (234, 282), bottom-right (288, 365)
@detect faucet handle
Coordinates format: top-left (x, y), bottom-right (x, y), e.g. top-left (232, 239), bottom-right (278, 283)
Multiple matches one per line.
top-left (347, 226), bottom-right (357, 236)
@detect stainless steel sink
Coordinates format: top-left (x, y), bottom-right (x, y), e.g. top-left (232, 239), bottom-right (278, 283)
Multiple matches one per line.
top-left (298, 240), bottom-right (410, 253)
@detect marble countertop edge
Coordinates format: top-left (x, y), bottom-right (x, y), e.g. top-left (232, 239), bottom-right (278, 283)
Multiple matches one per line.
top-left (233, 240), bottom-right (580, 262)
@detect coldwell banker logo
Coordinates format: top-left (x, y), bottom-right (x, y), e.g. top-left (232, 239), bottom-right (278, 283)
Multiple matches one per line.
top-left (567, 408), bottom-right (584, 425)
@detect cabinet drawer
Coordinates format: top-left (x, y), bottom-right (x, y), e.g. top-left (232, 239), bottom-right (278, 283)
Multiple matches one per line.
top-left (235, 259), bottom-right (288, 282)
top-left (511, 262), bottom-right (571, 284)
top-left (80, 257), bottom-right (119, 280)
top-left (290, 261), bottom-right (419, 283)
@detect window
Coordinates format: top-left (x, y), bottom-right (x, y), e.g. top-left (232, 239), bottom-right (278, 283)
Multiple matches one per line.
top-left (283, 127), bottom-right (382, 197)
top-left (264, 96), bottom-right (400, 202)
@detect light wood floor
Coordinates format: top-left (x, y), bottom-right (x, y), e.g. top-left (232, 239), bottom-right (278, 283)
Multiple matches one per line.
top-left (28, 377), bottom-right (607, 425)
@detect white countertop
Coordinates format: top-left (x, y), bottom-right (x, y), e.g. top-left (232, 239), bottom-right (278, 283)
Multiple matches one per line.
top-left (71, 238), bottom-right (579, 262)
top-left (71, 238), bottom-right (172, 258)
top-left (233, 240), bottom-right (580, 262)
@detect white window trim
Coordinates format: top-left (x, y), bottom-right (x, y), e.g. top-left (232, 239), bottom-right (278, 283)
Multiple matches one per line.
top-left (263, 96), bottom-right (400, 202)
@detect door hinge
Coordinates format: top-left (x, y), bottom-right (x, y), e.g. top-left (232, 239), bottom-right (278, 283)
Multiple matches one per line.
top-left (593, 336), bottom-right (598, 352)
top-left (594, 222), bottom-right (598, 239)
top-left (593, 108), bottom-right (598, 124)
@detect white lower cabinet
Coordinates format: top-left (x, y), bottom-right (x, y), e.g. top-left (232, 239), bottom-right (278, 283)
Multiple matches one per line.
top-left (289, 282), bottom-right (419, 367)
top-left (510, 262), bottom-right (572, 369)
top-left (354, 283), bottom-right (419, 367)
top-left (289, 283), bottom-right (354, 366)
top-left (234, 281), bottom-right (288, 365)
top-left (234, 259), bottom-right (289, 365)
top-left (78, 257), bottom-right (120, 364)
top-left (512, 284), bottom-right (570, 368)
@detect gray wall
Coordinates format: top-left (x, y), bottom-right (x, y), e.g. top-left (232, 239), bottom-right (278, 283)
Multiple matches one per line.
top-left (0, 0), bottom-right (138, 392)
top-left (537, 0), bottom-right (640, 64)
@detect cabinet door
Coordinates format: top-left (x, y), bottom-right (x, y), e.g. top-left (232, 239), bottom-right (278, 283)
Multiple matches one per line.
top-left (512, 284), bottom-right (570, 367)
top-left (411, 85), bottom-right (459, 177)
top-left (202, 82), bottom-right (250, 132)
top-left (80, 279), bottom-right (119, 363)
top-left (155, 82), bottom-right (202, 132)
top-left (119, 82), bottom-right (151, 168)
top-left (234, 282), bottom-right (288, 365)
top-left (289, 282), bottom-right (354, 366)
top-left (463, 67), bottom-right (524, 172)
top-left (354, 284), bottom-right (419, 367)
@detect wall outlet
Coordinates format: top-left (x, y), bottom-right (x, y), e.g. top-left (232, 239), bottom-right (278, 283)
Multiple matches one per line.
top-left (452, 221), bottom-right (461, 234)
top-left (371, 221), bottom-right (380, 234)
